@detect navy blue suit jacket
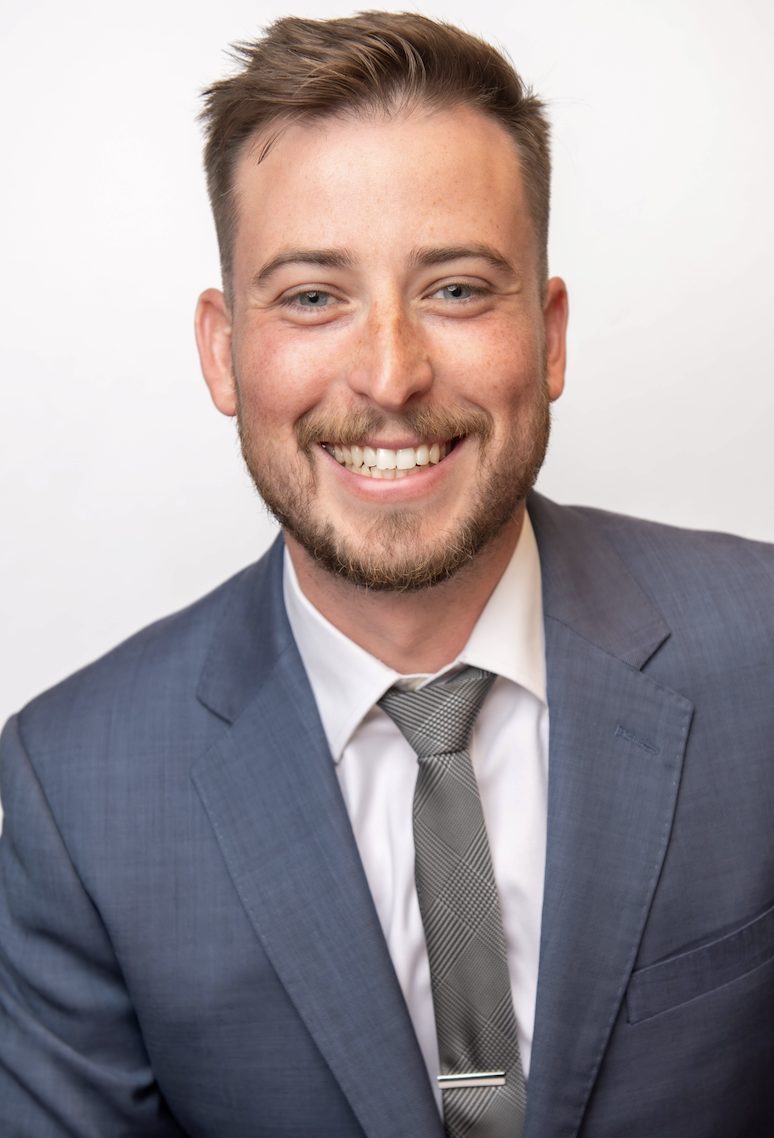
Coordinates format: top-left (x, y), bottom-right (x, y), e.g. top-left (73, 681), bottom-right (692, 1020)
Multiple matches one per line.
top-left (2, 494), bottom-right (774, 1136)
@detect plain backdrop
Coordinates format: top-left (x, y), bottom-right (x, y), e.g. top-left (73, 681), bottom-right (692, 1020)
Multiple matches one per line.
top-left (2, 0), bottom-right (774, 736)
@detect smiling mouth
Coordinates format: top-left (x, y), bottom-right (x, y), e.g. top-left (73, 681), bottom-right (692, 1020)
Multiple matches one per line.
top-left (321, 439), bottom-right (460, 479)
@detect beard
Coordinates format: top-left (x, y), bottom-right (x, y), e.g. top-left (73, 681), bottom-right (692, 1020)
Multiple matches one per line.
top-left (236, 384), bottom-right (551, 593)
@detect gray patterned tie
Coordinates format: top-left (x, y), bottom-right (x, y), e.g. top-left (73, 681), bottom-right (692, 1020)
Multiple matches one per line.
top-left (379, 667), bottom-right (526, 1138)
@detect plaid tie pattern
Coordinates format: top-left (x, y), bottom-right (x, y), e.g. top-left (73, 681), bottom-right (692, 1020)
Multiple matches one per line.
top-left (379, 667), bottom-right (526, 1138)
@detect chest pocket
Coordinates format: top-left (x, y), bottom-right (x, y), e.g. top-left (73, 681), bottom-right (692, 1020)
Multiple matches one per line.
top-left (626, 901), bottom-right (774, 1024)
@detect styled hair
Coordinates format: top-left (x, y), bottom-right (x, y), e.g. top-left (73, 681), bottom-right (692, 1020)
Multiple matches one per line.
top-left (200, 11), bottom-right (551, 296)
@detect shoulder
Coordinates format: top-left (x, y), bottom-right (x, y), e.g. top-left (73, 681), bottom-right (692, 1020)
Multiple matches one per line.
top-left (531, 492), bottom-right (774, 592)
top-left (530, 493), bottom-right (774, 668)
top-left (570, 500), bottom-right (774, 604)
top-left (9, 538), bottom-right (286, 766)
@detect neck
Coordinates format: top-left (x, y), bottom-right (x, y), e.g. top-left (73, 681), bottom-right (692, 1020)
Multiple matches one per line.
top-left (285, 510), bottom-right (524, 674)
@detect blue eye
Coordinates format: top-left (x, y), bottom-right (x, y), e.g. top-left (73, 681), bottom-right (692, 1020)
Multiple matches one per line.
top-left (279, 288), bottom-right (343, 320)
top-left (433, 282), bottom-right (482, 301)
top-left (295, 290), bottom-right (330, 306)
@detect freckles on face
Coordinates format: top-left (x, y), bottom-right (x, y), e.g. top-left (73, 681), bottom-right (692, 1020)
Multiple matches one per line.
top-left (430, 301), bottom-right (546, 414)
top-left (220, 106), bottom-right (562, 592)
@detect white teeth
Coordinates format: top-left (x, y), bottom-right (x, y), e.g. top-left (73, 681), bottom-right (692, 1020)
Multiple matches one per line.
top-left (327, 439), bottom-right (455, 478)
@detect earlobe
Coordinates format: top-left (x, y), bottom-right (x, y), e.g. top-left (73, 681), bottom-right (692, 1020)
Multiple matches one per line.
top-left (543, 276), bottom-right (569, 403)
top-left (195, 288), bottom-right (237, 417)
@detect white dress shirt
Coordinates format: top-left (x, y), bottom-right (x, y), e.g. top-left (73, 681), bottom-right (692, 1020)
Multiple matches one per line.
top-left (283, 513), bottom-right (548, 1104)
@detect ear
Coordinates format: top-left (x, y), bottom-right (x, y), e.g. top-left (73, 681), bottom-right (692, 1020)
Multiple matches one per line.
top-left (195, 288), bottom-right (237, 417)
top-left (543, 276), bottom-right (569, 402)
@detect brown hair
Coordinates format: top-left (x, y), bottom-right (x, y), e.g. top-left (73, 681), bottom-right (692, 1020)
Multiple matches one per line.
top-left (200, 11), bottom-right (551, 297)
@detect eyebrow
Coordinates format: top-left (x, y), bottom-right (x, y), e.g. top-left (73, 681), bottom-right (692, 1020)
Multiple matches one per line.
top-left (251, 249), bottom-right (354, 290)
top-left (409, 244), bottom-right (517, 277)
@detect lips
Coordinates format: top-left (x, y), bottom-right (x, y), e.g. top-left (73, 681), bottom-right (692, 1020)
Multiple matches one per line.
top-left (322, 439), bottom-right (455, 479)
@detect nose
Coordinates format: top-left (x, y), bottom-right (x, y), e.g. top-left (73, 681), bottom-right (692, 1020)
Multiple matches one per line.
top-left (347, 304), bottom-right (434, 411)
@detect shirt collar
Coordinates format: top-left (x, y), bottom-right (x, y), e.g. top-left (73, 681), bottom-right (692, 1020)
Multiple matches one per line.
top-left (282, 510), bottom-right (546, 763)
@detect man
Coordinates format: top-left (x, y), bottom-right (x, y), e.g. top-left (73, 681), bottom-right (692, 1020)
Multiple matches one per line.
top-left (1, 11), bottom-right (772, 1138)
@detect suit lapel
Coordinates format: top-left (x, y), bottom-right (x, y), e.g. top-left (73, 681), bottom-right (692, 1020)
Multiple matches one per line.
top-left (525, 496), bottom-right (694, 1138)
top-left (190, 499), bottom-right (695, 1138)
top-left (192, 541), bottom-right (443, 1138)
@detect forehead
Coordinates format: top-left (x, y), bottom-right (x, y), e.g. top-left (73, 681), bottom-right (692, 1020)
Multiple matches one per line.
top-left (230, 105), bottom-right (536, 275)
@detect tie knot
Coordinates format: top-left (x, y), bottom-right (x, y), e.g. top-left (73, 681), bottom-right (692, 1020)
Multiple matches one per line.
top-left (378, 667), bottom-right (496, 758)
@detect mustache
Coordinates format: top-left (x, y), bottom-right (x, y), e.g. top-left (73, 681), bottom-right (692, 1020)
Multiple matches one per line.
top-left (296, 406), bottom-right (493, 450)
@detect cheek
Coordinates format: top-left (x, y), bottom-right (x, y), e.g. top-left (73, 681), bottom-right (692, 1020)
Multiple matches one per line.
top-left (234, 327), bottom-right (335, 427)
top-left (439, 326), bottom-right (542, 409)
top-left (440, 307), bottom-right (541, 365)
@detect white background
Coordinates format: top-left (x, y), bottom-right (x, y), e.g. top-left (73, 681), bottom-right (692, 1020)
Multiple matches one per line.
top-left (2, 0), bottom-right (773, 731)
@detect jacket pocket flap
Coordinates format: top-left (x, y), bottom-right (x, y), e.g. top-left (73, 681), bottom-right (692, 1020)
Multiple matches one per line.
top-left (626, 901), bottom-right (774, 1024)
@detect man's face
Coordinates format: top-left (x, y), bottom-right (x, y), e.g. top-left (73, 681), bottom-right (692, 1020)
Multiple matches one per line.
top-left (197, 105), bottom-right (567, 591)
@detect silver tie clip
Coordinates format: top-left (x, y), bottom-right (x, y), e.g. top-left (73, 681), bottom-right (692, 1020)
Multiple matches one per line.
top-left (437, 1070), bottom-right (506, 1089)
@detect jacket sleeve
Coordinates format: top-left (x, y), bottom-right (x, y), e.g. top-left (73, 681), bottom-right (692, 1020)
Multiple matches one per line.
top-left (0, 715), bottom-right (187, 1137)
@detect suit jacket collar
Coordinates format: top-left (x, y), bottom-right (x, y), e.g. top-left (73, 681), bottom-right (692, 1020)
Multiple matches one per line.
top-left (196, 539), bottom-right (291, 724)
top-left (195, 492), bottom-right (673, 727)
top-left (528, 493), bottom-right (671, 667)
